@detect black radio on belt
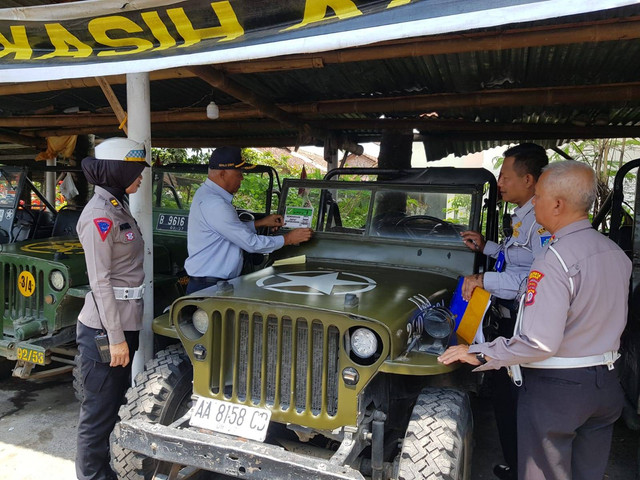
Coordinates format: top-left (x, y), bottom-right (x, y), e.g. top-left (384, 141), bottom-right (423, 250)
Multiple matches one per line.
top-left (94, 332), bottom-right (112, 363)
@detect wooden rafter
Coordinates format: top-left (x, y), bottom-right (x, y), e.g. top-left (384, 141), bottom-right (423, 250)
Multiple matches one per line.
top-left (94, 76), bottom-right (128, 135)
top-left (186, 65), bottom-right (364, 155)
top-left (20, 117), bottom-right (640, 145)
top-left (3, 82), bottom-right (640, 131)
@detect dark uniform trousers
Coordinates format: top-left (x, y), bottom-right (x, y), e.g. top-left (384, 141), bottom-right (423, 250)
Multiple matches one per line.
top-left (76, 321), bottom-right (139, 480)
top-left (518, 365), bottom-right (624, 480)
top-left (489, 302), bottom-right (519, 473)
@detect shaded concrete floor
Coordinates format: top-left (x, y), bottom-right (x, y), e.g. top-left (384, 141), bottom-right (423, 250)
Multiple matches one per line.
top-left (0, 373), bottom-right (637, 480)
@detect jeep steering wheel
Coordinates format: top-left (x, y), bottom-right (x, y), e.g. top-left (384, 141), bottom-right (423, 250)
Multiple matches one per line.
top-left (237, 210), bottom-right (255, 222)
top-left (395, 215), bottom-right (457, 238)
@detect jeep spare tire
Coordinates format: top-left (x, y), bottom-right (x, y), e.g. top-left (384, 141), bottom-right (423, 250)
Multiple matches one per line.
top-left (397, 387), bottom-right (473, 480)
top-left (110, 345), bottom-right (193, 480)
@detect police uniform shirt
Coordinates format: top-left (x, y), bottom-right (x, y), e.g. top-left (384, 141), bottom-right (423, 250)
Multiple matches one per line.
top-left (482, 198), bottom-right (550, 300)
top-left (470, 219), bottom-right (631, 370)
top-left (77, 186), bottom-right (144, 345)
top-left (184, 178), bottom-right (284, 279)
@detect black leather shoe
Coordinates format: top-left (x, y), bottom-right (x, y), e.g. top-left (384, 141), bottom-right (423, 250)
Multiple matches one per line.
top-left (493, 464), bottom-right (516, 480)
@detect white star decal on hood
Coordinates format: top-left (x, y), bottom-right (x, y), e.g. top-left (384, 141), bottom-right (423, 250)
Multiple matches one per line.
top-left (256, 271), bottom-right (377, 295)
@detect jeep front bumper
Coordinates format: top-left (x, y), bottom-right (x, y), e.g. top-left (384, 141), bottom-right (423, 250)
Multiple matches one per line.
top-left (115, 418), bottom-right (365, 480)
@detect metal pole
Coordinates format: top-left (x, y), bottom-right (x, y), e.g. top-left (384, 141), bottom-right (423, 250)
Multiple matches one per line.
top-left (45, 158), bottom-right (56, 205)
top-left (126, 72), bottom-right (154, 380)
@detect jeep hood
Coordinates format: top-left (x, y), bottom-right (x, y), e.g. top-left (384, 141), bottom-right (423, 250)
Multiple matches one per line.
top-left (1, 236), bottom-right (85, 261)
top-left (190, 261), bottom-right (458, 330)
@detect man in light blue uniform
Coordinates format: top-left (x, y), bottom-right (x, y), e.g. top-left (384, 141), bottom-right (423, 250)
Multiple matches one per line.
top-left (185, 147), bottom-right (312, 294)
top-left (459, 143), bottom-right (549, 480)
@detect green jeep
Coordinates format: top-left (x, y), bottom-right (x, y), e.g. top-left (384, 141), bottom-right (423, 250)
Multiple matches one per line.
top-left (0, 164), bottom-right (279, 381)
top-left (112, 167), bottom-right (498, 480)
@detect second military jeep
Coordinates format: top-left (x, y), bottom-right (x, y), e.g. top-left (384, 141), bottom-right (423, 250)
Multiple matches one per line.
top-left (112, 167), bottom-right (498, 480)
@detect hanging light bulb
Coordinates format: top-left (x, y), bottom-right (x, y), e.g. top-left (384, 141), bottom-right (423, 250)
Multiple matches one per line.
top-left (206, 101), bottom-right (219, 120)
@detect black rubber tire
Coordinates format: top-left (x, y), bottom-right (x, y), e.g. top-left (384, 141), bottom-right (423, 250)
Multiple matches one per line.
top-left (110, 345), bottom-right (193, 480)
top-left (397, 388), bottom-right (473, 480)
top-left (72, 353), bottom-right (84, 402)
top-left (0, 358), bottom-right (14, 380)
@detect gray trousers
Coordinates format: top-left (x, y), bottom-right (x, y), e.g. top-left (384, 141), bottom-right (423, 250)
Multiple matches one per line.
top-left (517, 366), bottom-right (624, 480)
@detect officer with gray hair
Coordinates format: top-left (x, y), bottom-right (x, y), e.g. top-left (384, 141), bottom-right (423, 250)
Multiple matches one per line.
top-left (439, 160), bottom-right (631, 480)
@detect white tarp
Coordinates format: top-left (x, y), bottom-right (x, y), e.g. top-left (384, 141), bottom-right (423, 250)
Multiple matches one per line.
top-left (0, 0), bottom-right (638, 83)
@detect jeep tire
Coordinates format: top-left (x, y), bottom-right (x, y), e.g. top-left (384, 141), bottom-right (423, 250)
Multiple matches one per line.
top-left (0, 358), bottom-right (14, 380)
top-left (72, 353), bottom-right (84, 402)
top-left (396, 387), bottom-right (473, 480)
top-left (110, 345), bottom-right (193, 480)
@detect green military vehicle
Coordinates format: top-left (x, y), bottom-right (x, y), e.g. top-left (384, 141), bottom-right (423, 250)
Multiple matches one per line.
top-left (0, 164), bottom-right (279, 380)
top-left (112, 167), bottom-right (499, 480)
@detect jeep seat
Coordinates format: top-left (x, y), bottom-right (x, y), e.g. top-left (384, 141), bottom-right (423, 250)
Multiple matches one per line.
top-left (52, 207), bottom-right (82, 237)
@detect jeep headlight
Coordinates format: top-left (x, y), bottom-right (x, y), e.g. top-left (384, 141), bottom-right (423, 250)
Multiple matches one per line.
top-left (49, 270), bottom-right (65, 291)
top-left (351, 328), bottom-right (378, 358)
top-left (192, 308), bottom-right (209, 334)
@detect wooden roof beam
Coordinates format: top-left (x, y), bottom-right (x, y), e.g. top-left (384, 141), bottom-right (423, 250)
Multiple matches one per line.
top-left (0, 130), bottom-right (46, 149)
top-left (187, 65), bottom-right (364, 155)
top-left (3, 82), bottom-right (640, 131)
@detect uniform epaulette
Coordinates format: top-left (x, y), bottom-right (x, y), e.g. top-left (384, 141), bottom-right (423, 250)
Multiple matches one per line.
top-left (110, 198), bottom-right (120, 208)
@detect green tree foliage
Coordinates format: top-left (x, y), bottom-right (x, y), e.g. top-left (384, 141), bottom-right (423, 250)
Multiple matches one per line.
top-left (549, 139), bottom-right (639, 219)
top-left (151, 148), bottom-right (209, 165)
top-left (152, 147), bottom-right (325, 213)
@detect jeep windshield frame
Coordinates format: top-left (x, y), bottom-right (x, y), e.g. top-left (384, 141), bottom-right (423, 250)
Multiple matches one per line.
top-left (280, 168), bottom-right (497, 246)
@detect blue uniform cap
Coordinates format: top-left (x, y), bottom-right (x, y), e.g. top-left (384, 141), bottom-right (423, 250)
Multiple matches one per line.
top-left (209, 147), bottom-right (255, 170)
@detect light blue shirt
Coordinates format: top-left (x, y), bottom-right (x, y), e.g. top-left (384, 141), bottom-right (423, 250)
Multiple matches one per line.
top-left (184, 178), bottom-right (285, 279)
top-left (482, 198), bottom-right (550, 300)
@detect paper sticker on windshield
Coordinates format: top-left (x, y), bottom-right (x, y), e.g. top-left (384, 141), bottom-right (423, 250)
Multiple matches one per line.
top-left (284, 206), bottom-right (313, 228)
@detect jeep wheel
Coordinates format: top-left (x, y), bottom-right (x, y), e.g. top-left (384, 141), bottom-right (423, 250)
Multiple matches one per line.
top-left (72, 354), bottom-right (84, 402)
top-left (110, 345), bottom-right (193, 480)
top-left (397, 388), bottom-right (473, 480)
top-left (0, 358), bottom-right (14, 379)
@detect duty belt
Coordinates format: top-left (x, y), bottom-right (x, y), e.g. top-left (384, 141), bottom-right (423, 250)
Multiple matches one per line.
top-left (113, 284), bottom-right (145, 300)
top-left (524, 351), bottom-right (620, 371)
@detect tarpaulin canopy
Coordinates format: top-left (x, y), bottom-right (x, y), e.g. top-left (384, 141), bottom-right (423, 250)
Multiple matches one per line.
top-left (1, 0), bottom-right (637, 83)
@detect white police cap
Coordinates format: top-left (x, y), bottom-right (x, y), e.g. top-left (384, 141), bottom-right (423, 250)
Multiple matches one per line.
top-left (95, 138), bottom-right (149, 166)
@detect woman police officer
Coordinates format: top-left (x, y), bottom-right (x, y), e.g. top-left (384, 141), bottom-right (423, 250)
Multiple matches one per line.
top-left (75, 137), bottom-right (149, 480)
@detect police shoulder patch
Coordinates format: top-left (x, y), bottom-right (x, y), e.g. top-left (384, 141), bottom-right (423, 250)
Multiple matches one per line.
top-left (540, 235), bottom-right (552, 247)
top-left (525, 270), bottom-right (544, 306)
top-left (93, 218), bottom-right (113, 241)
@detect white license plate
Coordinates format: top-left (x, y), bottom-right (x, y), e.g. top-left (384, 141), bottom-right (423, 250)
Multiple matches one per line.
top-left (189, 397), bottom-right (271, 442)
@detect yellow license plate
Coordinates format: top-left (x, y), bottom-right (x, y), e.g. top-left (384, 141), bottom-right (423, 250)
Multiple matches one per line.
top-left (16, 346), bottom-right (46, 365)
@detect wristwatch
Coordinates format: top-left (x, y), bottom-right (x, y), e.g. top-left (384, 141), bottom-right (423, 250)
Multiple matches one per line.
top-left (475, 352), bottom-right (488, 365)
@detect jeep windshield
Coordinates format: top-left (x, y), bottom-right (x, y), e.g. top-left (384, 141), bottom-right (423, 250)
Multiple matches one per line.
top-left (279, 179), bottom-right (485, 245)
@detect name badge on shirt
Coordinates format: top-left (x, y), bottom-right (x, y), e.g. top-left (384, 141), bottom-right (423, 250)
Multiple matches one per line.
top-left (495, 251), bottom-right (506, 272)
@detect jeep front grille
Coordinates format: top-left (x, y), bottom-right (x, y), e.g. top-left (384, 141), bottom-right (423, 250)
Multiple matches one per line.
top-left (215, 311), bottom-right (340, 416)
top-left (1, 262), bottom-right (45, 323)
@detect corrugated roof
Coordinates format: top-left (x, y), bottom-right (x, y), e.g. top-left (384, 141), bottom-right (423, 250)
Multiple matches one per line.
top-left (1, 2), bottom-right (640, 161)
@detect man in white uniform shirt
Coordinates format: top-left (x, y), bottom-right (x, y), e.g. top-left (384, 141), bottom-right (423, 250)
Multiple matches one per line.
top-left (185, 147), bottom-right (312, 294)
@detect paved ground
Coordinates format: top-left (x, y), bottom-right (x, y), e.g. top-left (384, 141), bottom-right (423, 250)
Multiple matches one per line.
top-left (0, 372), bottom-right (637, 480)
